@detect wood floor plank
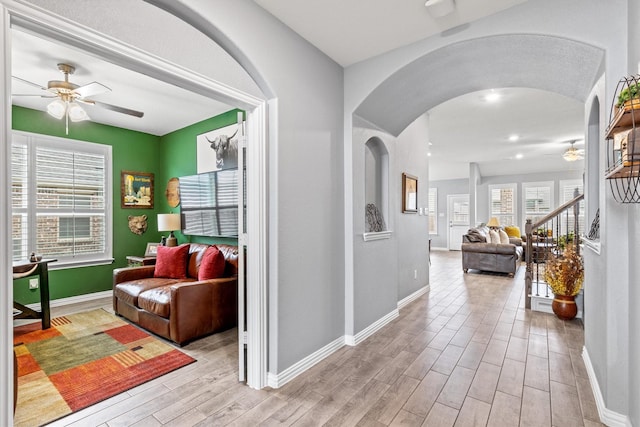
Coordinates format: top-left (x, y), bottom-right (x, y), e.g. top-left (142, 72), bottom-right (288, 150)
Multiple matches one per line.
top-left (505, 336), bottom-right (528, 362)
top-left (403, 370), bottom-right (449, 418)
top-left (524, 354), bottom-right (550, 392)
top-left (482, 338), bottom-right (509, 366)
top-left (453, 397), bottom-right (491, 427)
top-left (467, 362), bottom-right (501, 404)
top-left (365, 375), bottom-right (420, 425)
top-left (550, 381), bottom-right (584, 427)
top-left (520, 386), bottom-right (552, 427)
top-left (436, 366), bottom-right (476, 410)
top-left (456, 341), bottom-right (487, 371)
top-left (431, 344), bottom-right (465, 375)
top-left (389, 409), bottom-right (425, 427)
top-left (496, 358), bottom-right (525, 398)
top-left (404, 347), bottom-right (442, 380)
top-left (486, 391), bottom-right (520, 427)
top-left (323, 379), bottom-right (390, 427)
top-left (549, 350), bottom-right (576, 386)
top-left (422, 402), bottom-right (459, 427)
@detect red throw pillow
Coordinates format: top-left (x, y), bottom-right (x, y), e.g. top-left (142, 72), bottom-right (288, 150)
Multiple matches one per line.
top-left (154, 244), bottom-right (190, 279)
top-left (198, 245), bottom-right (226, 280)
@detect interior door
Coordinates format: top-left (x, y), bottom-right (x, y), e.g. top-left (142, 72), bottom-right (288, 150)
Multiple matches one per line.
top-left (236, 112), bottom-right (247, 382)
top-left (448, 194), bottom-right (470, 251)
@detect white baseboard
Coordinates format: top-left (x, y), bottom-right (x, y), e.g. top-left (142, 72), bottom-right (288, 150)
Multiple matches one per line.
top-left (398, 285), bottom-right (430, 310)
top-left (22, 290), bottom-right (112, 312)
top-left (267, 336), bottom-right (345, 389)
top-left (345, 309), bottom-right (399, 346)
top-left (582, 346), bottom-right (632, 427)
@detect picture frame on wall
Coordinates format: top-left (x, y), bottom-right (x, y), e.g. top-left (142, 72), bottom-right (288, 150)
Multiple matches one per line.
top-left (402, 173), bottom-right (418, 213)
top-left (196, 122), bottom-right (243, 174)
top-left (121, 171), bottom-right (154, 209)
top-left (144, 242), bottom-right (160, 257)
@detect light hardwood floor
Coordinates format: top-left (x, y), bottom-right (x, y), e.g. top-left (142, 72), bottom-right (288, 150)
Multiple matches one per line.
top-left (31, 250), bottom-right (602, 426)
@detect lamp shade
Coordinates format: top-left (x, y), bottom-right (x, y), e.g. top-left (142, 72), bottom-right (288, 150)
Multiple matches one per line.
top-left (486, 217), bottom-right (500, 228)
top-left (158, 213), bottom-right (181, 232)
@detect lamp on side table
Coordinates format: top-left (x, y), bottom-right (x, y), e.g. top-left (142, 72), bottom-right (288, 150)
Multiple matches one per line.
top-left (158, 213), bottom-right (181, 247)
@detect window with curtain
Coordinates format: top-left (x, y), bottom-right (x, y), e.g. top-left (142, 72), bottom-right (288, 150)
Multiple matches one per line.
top-left (488, 183), bottom-right (516, 226)
top-left (523, 181), bottom-right (553, 227)
top-left (11, 132), bottom-right (112, 266)
top-left (560, 179), bottom-right (584, 236)
top-left (428, 187), bottom-right (437, 234)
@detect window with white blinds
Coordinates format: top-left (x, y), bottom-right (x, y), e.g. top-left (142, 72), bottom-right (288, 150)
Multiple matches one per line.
top-left (11, 132), bottom-right (112, 265)
top-left (523, 181), bottom-right (553, 226)
top-left (560, 179), bottom-right (584, 236)
top-left (179, 169), bottom-right (240, 237)
top-left (428, 188), bottom-right (437, 234)
top-left (488, 184), bottom-right (516, 226)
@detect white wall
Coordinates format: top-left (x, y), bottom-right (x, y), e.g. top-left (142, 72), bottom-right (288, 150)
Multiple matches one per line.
top-left (429, 178), bottom-right (468, 249)
top-left (395, 115), bottom-right (430, 301)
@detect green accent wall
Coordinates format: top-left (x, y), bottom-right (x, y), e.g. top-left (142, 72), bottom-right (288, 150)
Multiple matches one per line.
top-left (12, 105), bottom-right (240, 304)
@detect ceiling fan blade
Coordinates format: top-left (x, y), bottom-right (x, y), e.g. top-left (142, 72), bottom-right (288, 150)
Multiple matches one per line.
top-left (73, 82), bottom-right (111, 99)
top-left (12, 94), bottom-right (57, 98)
top-left (81, 99), bottom-right (144, 118)
top-left (12, 76), bottom-right (48, 91)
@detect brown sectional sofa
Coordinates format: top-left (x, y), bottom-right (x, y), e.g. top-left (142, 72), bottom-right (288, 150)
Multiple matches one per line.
top-left (113, 243), bottom-right (238, 345)
top-left (461, 227), bottom-right (523, 277)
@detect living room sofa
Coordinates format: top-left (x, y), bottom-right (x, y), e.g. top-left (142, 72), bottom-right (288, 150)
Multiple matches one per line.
top-left (461, 227), bottom-right (523, 276)
top-left (113, 243), bottom-right (238, 345)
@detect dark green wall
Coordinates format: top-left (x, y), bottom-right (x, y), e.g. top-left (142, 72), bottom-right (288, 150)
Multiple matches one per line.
top-left (12, 105), bottom-right (239, 303)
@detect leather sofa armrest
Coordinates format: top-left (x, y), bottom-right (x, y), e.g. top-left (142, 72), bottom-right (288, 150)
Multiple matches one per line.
top-left (113, 265), bottom-right (156, 286)
top-left (169, 277), bottom-right (238, 345)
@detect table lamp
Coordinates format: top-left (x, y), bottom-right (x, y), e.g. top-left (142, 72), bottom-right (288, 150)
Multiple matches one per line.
top-left (486, 217), bottom-right (500, 229)
top-left (158, 213), bottom-right (181, 247)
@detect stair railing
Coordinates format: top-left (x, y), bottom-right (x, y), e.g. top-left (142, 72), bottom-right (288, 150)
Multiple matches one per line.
top-left (524, 193), bottom-right (584, 309)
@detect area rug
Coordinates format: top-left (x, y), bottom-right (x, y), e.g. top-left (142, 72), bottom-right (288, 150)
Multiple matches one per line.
top-left (13, 309), bottom-right (196, 426)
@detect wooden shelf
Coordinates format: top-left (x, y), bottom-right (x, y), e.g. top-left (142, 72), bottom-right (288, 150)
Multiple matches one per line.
top-left (605, 101), bottom-right (640, 139)
top-left (605, 160), bottom-right (640, 179)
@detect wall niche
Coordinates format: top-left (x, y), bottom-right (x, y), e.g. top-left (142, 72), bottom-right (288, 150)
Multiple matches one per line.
top-left (364, 137), bottom-right (391, 240)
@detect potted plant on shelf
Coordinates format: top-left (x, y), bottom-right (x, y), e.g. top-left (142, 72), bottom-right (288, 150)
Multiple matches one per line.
top-left (617, 81), bottom-right (640, 108)
top-left (544, 244), bottom-right (584, 320)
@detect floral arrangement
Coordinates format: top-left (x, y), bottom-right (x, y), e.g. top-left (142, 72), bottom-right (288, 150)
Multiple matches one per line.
top-left (544, 245), bottom-right (584, 296)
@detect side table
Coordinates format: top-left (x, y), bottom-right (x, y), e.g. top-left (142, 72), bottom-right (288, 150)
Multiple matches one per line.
top-left (126, 256), bottom-right (157, 267)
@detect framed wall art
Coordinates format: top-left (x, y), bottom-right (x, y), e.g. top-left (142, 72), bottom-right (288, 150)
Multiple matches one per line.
top-left (121, 171), bottom-right (154, 209)
top-left (402, 173), bottom-right (418, 213)
top-left (144, 242), bottom-right (160, 257)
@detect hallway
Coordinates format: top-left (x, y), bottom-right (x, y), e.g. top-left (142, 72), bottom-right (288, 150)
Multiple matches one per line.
top-left (43, 250), bottom-right (602, 426)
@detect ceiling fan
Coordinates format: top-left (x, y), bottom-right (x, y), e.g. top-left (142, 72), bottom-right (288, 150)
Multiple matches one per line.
top-left (563, 140), bottom-right (585, 162)
top-left (12, 63), bottom-right (144, 134)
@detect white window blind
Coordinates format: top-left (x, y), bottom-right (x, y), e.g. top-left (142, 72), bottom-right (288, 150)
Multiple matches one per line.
top-left (428, 188), bottom-right (437, 234)
top-left (523, 181), bottom-right (553, 226)
top-left (11, 132), bottom-right (112, 265)
top-left (489, 184), bottom-right (516, 226)
top-left (560, 179), bottom-right (584, 236)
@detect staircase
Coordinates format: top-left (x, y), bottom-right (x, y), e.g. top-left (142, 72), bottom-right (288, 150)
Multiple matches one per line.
top-left (524, 194), bottom-right (585, 316)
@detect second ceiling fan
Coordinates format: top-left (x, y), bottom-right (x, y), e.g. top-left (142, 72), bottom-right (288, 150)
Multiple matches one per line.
top-left (13, 62), bottom-right (144, 134)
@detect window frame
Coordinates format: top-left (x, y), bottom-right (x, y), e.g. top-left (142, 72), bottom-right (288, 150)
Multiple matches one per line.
top-left (428, 187), bottom-right (437, 235)
top-left (11, 131), bottom-right (113, 269)
top-left (522, 181), bottom-right (554, 227)
top-left (488, 183), bottom-right (517, 226)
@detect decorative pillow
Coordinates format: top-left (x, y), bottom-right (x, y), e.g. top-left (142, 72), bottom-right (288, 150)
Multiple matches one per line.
top-left (466, 228), bottom-right (486, 242)
top-left (504, 225), bottom-right (521, 238)
top-left (198, 245), bottom-right (226, 280)
top-left (489, 229), bottom-right (500, 244)
top-left (499, 229), bottom-right (510, 244)
top-left (154, 244), bottom-right (190, 279)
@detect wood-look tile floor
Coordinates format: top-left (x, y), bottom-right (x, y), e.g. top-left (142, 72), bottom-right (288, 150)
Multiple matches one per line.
top-left (36, 250), bottom-right (603, 426)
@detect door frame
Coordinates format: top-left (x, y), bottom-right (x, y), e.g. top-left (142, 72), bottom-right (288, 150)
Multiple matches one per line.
top-left (0, 2), bottom-right (269, 420)
top-left (447, 194), bottom-right (470, 250)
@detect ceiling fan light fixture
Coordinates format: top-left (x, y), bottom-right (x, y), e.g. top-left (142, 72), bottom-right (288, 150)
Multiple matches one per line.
top-left (46, 98), bottom-right (66, 119)
top-left (68, 102), bottom-right (89, 122)
top-left (563, 141), bottom-right (584, 162)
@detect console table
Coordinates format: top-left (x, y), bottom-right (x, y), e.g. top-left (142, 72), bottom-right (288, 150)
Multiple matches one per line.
top-left (12, 258), bottom-right (57, 329)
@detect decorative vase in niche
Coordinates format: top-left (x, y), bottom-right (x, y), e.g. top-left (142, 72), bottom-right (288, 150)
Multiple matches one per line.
top-left (552, 294), bottom-right (577, 320)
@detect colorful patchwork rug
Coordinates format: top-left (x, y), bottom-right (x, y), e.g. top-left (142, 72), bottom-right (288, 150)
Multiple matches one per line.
top-left (13, 309), bottom-right (195, 426)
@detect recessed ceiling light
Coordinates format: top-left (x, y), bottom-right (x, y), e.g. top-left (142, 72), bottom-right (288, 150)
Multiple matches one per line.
top-left (484, 90), bottom-right (501, 103)
top-left (428, 142), bottom-right (433, 146)
top-left (515, 153), bottom-right (523, 159)
top-left (508, 134), bottom-right (519, 142)
top-left (427, 152), bottom-right (432, 157)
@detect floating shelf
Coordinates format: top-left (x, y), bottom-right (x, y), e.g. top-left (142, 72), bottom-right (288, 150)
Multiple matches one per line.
top-left (605, 160), bottom-right (640, 179)
top-left (605, 101), bottom-right (640, 139)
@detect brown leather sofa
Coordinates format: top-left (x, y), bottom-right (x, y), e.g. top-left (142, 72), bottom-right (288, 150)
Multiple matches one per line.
top-left (461, 227), bottom-right (523, 276)
top-left (113, 243), bottom-right (238, 345)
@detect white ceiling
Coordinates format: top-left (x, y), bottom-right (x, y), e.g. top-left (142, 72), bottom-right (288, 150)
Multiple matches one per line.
top-left (11, 29), bottom-right (233, 136)
top-left (254, 0), bottom-right (527, 67)
top-left (427, 88), bottom-right (585, 181)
